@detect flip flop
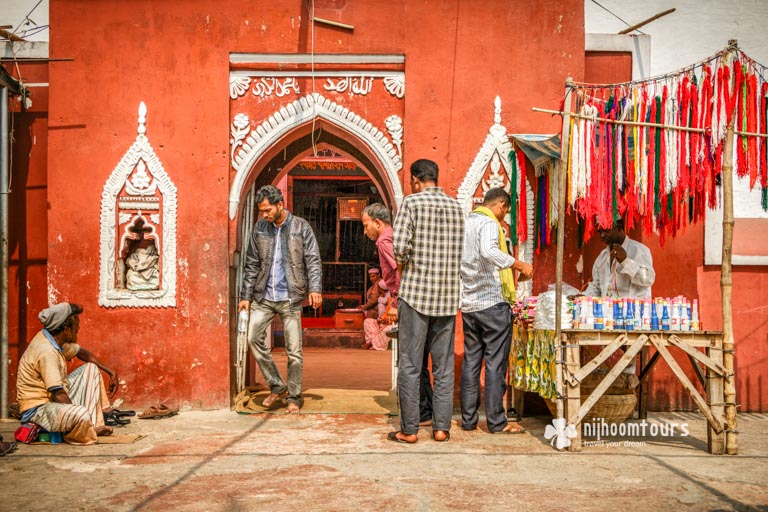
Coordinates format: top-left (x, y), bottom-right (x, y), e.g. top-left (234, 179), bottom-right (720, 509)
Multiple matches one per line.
top-left (112, 409), bottom-right (136, 417)
top-left (138, 403), bottom-right (178, 419)
top-left (262, 391), bottom-right (288, 408)
top-left (432, 430), bottom-right (450, 442)
top-left (104, 411), bottom-right (131, 426)
top-left (387, 431), bottom-right (418, 444)
top-left (0, 441), bottom-right (18, 456)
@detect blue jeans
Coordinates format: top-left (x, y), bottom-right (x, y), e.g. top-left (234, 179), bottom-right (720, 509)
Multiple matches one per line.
top-left (460, 302), bottom-right (512, 432)
top-left (247, 300), bottom-right (303, 405)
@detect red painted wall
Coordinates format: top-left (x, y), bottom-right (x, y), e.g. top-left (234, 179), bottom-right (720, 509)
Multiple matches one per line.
top-left (37, 0), bottom-right (584, 410)
top-left (5, 60), bottom-right (49, 403)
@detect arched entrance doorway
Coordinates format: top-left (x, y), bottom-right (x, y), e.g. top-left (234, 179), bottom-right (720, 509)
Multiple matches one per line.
top-left (229, 120), bottom-right (402, 399)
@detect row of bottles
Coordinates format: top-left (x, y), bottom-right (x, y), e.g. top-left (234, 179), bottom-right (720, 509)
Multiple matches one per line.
top-left (571, 296), bottom-right (701, 331)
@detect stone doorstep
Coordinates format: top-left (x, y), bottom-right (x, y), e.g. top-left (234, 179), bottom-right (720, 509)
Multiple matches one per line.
top-left (272, 328), bottom-right (365, 348)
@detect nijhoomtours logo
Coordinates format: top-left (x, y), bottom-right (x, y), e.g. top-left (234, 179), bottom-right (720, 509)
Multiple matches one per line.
top-left (581, 418), bottom-right (690, 447)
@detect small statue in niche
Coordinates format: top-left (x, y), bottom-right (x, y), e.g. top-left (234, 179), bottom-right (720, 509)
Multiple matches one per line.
top-left (124, 218), bottom-right (160, 291)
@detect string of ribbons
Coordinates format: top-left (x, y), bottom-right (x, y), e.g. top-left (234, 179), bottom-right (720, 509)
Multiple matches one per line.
top-left (565, 47), bottom-right (768, 244)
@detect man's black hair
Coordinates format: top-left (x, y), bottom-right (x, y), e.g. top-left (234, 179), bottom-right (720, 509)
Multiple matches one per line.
top-left (410, 159), bottom-right (438, 183)
top-left (483, 187), bottom-right (511, 207)
top-left (255, 185), bottom-right (284, 205)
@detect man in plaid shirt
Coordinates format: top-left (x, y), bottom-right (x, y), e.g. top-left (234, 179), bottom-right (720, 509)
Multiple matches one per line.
top-left (388, 159), bottom-right (464, 444)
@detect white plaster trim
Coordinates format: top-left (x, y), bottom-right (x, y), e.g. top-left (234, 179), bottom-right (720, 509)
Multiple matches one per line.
top-left (456, 96), bottom-right (535, 298)
top-left (99, 102), bottom-right (178, 308)
top-left (230, 53), bottom-right (404, 64)
top-left (230, 70), bottom-right (404, 79)
top-left (457, 97), bottom-right (514, 215)
top-left (229, 92), bottom-right (403, 219)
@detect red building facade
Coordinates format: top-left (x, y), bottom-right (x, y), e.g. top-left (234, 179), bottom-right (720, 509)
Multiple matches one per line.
top-left (4, 1), bottom-right (765, 412)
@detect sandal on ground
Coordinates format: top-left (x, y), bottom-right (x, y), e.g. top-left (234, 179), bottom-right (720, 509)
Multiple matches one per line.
top-left (104, 411), bottom-right (131, 426)
top-left (261, 391), bottom-right (288, 408)
top-left (0, 441), bottom-right (18, 456)
top-left (110, 409), bottom-right (136, 417)
top-left (138, 403), bottom-right (178, 419)
top-left (432, 430), bottom-right (450, 442)
top-left (387, 431), bottom-right (418, 444)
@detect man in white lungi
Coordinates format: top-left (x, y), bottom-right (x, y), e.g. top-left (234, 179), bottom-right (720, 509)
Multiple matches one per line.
top-left (17, 302), bottom-right (120, 444)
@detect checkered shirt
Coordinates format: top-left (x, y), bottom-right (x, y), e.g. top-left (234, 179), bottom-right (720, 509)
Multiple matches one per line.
top-left (393, 187), bottom-right (464, 316)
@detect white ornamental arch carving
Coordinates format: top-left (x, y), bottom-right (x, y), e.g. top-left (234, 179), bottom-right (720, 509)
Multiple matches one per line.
top-left (456, 96), bottom-right (534, 299)
top-left (99, 102), bottom-right (177, 308)
top-left (229, 92), bottom-right (403, 219)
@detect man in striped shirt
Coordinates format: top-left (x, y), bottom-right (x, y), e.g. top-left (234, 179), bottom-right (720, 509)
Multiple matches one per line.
top-left (388, 159), bottom-right (464, 444)
top-left (460, 188), bottom-right (532, 434)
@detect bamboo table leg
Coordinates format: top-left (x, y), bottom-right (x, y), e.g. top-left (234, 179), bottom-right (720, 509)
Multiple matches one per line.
top-left (707, 340), bottom-right (725, 454)
top-left (638, 346), bottom-right (649, 419)
top-left (565, 335), bottom-right (582, 451)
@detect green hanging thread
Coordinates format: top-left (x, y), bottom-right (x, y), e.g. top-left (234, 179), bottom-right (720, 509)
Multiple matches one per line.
top-left (508, 150), bottom-right (518, 247)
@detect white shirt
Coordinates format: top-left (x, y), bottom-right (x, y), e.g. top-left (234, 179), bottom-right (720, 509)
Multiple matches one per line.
top-left (461, 212), bottom-right (516, 313)
top-left (584, 236), bottom-right (655, 299)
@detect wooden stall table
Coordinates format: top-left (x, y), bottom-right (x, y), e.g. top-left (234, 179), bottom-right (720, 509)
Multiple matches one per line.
top-left (559, 329), bottom-right (726, 453)
top-left (511, 324), bottom-right (727, 453)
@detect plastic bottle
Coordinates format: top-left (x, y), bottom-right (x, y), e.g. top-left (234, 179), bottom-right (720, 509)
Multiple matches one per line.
top-left (614, 301), bottom-right (623, 330)
top-left (238, 309), bottom-right (249, 333)
top-left (572, 297), bottom-right (580, 329)
top-left (633, 299), bottom-right (642, 330)
top-left (604, 297), bottom-right (614, 330)
top-left (594, 298), bottom-right (604, 330)
top-left (661, 300), bottom-right (670, 331)
top-left (641, 298), bottom-right (652, 330)
top-left (650, 298), bottom-right (659, 330)
top-left (670, 297), bottom-right (680, 331)
top-left (690, 299), bottom-right (701, 331)
top-left (624, 299), bottom-right (634, 331)
top-left (585, 297), bottom-right (595, 330)
top-left (680, 299), bottom-right (691, 331)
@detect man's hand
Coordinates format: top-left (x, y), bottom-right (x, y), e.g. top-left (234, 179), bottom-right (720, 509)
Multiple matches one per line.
top-left (610, 244), bottom-right (627, 263)
top-left (514, 260), bottom-right (534, 282)
top-left (385, 307), bottom-right (398, 324)
top-left (237, 300), bottom-right (251, 312)
top-left (51, 388), bottom-right (73, 404)
top-left (308, 292), bottom-right (323, 309)
top-left (107, 371), bottom-right (120, 397)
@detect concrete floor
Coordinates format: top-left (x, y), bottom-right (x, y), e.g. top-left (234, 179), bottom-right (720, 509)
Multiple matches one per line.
top-left (1, 348), bottom-right (767, 511)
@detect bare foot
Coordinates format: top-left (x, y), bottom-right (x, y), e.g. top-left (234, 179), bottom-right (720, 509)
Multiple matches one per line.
top-left (360, 342), bottom-right (372, 350)
top-left (96, 426), bottom-right (114, 437)
top-left (286, 403), bottom-right (300, 414)
top-left (499, 422), bottom-right (526, 434)
top-left (262, 391), bottom-right (288, 408)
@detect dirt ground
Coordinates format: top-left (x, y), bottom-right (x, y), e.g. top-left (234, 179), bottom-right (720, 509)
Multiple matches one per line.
top-left (1, 348), bottom-right (767, 511)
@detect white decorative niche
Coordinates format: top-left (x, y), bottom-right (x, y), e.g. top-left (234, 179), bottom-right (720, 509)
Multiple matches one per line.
top-left (456, 96), bottom-right (534, 299)
top-left (99, 102), bottom-right (178, 307)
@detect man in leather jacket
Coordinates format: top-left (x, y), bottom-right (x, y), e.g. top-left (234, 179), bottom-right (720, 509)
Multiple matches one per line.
top-left (238, 185), bottom-right (322, 414)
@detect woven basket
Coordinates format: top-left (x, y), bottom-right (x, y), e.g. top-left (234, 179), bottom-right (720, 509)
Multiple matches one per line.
top-left (545, 391), bottom-right (637, 424)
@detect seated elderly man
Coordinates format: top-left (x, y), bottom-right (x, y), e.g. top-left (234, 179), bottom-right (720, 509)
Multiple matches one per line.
top-left (17, 302), bottom-right (121, 445)
top-left (361, 280), bottom-right (393, 351)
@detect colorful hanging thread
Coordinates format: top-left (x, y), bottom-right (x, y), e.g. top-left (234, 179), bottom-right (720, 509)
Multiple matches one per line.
top-left (565, 47), bottom-right (768, 244)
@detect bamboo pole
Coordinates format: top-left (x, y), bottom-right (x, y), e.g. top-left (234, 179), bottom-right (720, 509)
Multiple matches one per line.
top-left (532, 107), bottom-right (768, 138)
top-left (554, 78), bottom-right (574, 423)
top-left (618, 8), bottom-right (676, 35)
top-left (721, 122), bottom-right (738, 454)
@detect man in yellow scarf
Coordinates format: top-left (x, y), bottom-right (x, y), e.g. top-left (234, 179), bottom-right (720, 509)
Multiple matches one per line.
top-left (461, 187), bottom-right (532, 434)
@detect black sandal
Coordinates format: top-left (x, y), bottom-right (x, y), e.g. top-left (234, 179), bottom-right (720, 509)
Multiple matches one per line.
top-left (104, 411), bottom-right (131, 426)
